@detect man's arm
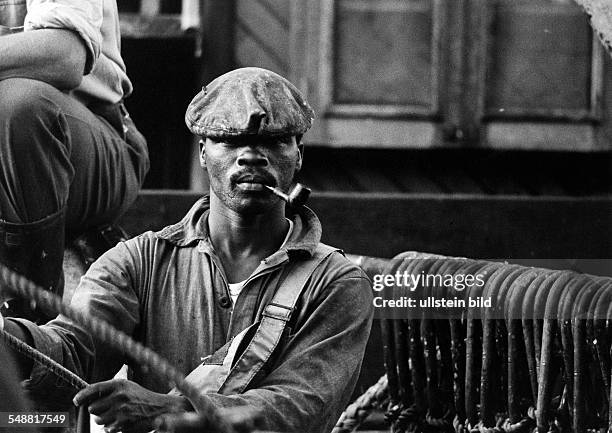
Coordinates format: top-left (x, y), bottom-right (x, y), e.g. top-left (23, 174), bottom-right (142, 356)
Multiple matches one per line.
top-left (0, 28), bottom-right (86, 89)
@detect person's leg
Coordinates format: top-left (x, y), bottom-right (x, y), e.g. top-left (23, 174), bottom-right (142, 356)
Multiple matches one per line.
top-left (0, 79), bottom-right (70, 321)
top-left (63, 100), bottom-right (149, 233)
top-left (0, 78), bottom-right (148, 322)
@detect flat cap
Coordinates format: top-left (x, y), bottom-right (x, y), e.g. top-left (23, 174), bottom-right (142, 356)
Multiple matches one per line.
top-left (185, 67), bottom-right (315, 138)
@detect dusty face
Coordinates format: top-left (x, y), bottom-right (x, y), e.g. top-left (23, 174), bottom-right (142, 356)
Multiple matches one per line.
top-left (201, 135), bottom-right (303, 215)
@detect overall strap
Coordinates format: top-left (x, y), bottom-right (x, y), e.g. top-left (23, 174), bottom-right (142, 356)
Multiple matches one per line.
top-left (218, 243), bottom-right (338, 394)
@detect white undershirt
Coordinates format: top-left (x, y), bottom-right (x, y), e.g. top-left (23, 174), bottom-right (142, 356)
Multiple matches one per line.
top-left (228, 219), bottom-right (294, 305)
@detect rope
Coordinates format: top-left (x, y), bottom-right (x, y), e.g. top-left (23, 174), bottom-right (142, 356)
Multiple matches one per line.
top-left (425, 409), bottom-right (453, 429)
top-left (0, 262), bottom-right (230, 430)
top-left (0, 328), bottom-right (88, 390)
top-left (463, 408), bottom-right (537, 433)
top-left (332, 374), bottom-right (389, 433)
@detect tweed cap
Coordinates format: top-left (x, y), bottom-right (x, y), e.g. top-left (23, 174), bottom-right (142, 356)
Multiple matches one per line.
top-left (185, 67), bottom-right (315, 138)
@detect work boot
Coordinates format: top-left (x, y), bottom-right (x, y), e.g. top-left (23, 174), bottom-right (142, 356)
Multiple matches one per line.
top-left (0, 209), bottom-right (65, 324)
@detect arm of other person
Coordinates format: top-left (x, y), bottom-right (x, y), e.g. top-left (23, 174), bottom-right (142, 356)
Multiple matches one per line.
top-left (198, 260), bottom-right (375, 433)
top-left (0, 1), bottom-right (104, 89)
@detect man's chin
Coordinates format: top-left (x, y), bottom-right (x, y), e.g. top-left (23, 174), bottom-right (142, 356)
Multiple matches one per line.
top-left (212, 187), bottom-right (285, 215)
top-left (229, 193), bottom-right (279, 215)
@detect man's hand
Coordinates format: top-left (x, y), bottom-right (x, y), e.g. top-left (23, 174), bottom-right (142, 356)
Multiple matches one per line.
top-left (73, 379), bottom-right (190, 433)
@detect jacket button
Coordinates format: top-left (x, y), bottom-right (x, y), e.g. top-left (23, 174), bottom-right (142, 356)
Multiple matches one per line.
top-left (219, 296), bottom-right (231, 308)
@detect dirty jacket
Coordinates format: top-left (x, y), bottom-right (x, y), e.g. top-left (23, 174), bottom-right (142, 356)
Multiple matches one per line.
top-left (15, 196), bottom-right (374, 433)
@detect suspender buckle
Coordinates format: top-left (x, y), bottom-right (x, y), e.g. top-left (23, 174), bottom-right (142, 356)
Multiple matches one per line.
top-left (262, 303), bottom-right (292, 321)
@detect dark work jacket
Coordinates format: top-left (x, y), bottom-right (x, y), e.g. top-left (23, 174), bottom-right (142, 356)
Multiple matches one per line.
top-left (12, 196), bottom-right (374, 433)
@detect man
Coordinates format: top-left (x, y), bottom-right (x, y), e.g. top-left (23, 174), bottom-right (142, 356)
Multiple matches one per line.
top-left (0, 0), bottom-right (149, 322)
top-left (0, 67), bottom-right (374, 433)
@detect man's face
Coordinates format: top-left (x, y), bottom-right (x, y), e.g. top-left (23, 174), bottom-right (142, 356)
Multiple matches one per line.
top-left (201, 135), bottom-right (303, 214)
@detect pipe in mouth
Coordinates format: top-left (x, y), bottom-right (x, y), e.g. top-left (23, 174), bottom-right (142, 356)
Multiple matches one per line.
top-left (264, 184), bottom-right (311, 208)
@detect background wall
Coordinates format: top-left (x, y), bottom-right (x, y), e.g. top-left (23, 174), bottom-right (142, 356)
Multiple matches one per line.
top-left (117, 0), bottom-right (612, 195)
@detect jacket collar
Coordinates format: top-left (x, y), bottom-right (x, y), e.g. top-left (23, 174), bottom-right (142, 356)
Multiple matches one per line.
top-left (156, 195), bottom-right (322, 257)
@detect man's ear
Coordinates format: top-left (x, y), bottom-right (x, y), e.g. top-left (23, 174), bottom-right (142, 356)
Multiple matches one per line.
top-left (199, 139), bottom-right (206, 168)
top-left (296, 143), bottom-right (304, 172)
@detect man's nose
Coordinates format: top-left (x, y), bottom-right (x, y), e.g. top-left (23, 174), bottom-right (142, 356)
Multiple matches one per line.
top-left (237, 148), bottom-right (269, 167)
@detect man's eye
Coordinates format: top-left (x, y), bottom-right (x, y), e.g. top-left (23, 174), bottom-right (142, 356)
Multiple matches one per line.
top-left (207, 139), bottom-right (229, 147)
top-left (220, 140), bottom-right (241, 148)
top-left (272, 138), bottom-right (291, 147)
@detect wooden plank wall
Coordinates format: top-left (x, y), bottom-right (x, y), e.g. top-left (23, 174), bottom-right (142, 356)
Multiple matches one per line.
top-left (234, 0), bottom-right (291, 77)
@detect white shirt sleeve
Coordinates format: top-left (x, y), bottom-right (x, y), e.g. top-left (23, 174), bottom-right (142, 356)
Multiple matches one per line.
top-left (24, 0), bottom-right (103, 73)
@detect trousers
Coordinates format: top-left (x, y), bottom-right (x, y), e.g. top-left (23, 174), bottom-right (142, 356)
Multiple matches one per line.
top-left (0, 78), bottom-right (149, 321)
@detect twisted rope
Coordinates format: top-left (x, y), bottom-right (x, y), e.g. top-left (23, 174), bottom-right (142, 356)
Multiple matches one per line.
top-left (425, 409), bottom-right (453, 429)
top-left (467, 412), bottom-right (535, 433)
top-left (0, 328), bottom-right (88, 390)
top-left (0, 262), bottom-right (230, 430)
top-left (470, 418), bottom-right (535, 433)
top-left (332, 374), bottom-right (389, 433)
top-left (398, 405), bottom-right (421, 424)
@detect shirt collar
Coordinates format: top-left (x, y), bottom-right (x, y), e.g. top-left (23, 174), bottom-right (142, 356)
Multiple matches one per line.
top-left (155, 195), bottom-right (322, 257)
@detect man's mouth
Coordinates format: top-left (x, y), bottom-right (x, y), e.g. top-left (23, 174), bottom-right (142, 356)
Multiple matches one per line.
top-left (234, 175), bottom-right (274, 191)
top-left (236, 181), bottom-right (265, 191)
